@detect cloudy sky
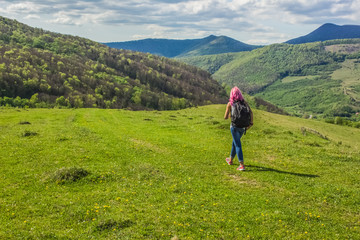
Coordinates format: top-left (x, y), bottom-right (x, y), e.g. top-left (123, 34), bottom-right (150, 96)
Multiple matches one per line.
top-left (0, 0), bottom-right (359, 45)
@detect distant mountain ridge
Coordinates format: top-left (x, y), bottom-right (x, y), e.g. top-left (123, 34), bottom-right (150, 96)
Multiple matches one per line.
top-left (105, 23), bottom-right (360, 57)
top-left (104, 35), bottom-right (261, 58)
top-left (286, 23), bottom-right (360, 44)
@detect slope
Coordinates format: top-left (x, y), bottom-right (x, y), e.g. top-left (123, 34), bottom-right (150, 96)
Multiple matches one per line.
top-left (254, 40), bottom-right (360, 117)
top-left (212, 42), bottom-right (339, 92)
top-left (177, 52), bottom-right (240, 74)
top-left (1, 106), bottom-right (359, 239)
top-left (286, 23), bottom-right (360, 44)
top-left (0, 16), bottom-right (227, 110)
top-left (104, 35), bottom-right (261, 58)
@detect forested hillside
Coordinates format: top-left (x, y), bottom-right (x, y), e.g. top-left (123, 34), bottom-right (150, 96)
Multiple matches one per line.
top-left (180, 39), bottom-right (360, 118)
top-left (177, 52), bottom-right (240, 74)
top-left (212, 42), bottom-right (342, 92)
top-left (0, 16), bottom-right (227, 110)
top-left (105, 35), bottom-right (261, 58)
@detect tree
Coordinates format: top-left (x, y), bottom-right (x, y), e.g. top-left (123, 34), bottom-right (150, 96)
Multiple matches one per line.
top-left (56, 96), bottom-right (69, 107)
top-left (29, 93), bottom-right (39, 107)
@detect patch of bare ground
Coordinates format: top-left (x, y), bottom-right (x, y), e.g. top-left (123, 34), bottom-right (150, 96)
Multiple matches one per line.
top-left (325, 44), bottom-right (360, 54)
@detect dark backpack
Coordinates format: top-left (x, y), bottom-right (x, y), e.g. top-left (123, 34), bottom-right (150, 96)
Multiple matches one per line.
top-left (231, 101), bottom-right (251, 128)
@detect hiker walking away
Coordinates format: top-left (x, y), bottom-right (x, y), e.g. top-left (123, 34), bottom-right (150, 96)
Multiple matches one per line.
top-left (224, 87), bottom-right (253, 171)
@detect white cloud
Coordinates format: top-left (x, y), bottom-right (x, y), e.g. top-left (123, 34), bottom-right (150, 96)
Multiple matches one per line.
top-left (180, 0), bottom-right (213, 14)
top-left (0, 0), bottom-right (359, 43)
top-left (49, 9), bottom-right (115, 26)
top-left (132, 24), bottom-right (173, 39)
top-left (50, 11), bottom-right (76, 25)
top-left (348, 0), bottom-right (360, 21)
top-left (24, 14), bottom-right (41, 19)
top-left (7, 2), bottom-right (42, 13)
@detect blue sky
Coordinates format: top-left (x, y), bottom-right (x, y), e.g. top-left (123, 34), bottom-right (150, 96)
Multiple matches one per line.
top-left (0, 0), bottom-right (359, 45)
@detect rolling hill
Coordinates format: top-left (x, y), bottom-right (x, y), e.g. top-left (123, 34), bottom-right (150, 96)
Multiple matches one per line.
top-left (0, 16), bottom-right (227, 110)
top-left (104, 35), bottom-right (261, 58)
top-left (180, 39), bottom-right (360, 118)
top-left (286, 23), bottom-right (360, 44)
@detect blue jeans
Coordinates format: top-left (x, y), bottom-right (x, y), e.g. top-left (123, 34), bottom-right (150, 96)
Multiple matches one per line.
top-left (230, 126), bottom-right (245, 163)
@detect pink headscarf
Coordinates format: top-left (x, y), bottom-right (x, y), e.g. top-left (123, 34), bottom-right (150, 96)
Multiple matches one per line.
top-left (229, 86), bottom-right (244, 105)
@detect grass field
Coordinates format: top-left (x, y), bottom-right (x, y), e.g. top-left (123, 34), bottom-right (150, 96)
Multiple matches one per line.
top-left (331, 59), bottom-right (360, 102)
top-left (255, 76), bottom-right (349, 116)
top-left (1, 106), bottom-right (360, 239)
top-left (281, 76), bottom-right (320, 84)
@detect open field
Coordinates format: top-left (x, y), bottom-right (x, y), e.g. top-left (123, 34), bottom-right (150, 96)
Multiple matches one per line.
top-left (331, 59), bottom-right (360, 103)
top-left (281, 75), bottom-right (320, 83)
top-left (1, 106), bottom-right (359, 239)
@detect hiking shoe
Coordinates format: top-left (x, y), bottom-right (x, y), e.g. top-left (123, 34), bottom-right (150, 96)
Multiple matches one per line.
top-left (226, 158), bottom-right (233, 165)
top-left (237, 165), bottom-right (245, 171)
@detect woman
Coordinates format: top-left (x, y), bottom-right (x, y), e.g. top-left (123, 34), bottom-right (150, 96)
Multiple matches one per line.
top-left (224, 87), bottom-right (253, 171)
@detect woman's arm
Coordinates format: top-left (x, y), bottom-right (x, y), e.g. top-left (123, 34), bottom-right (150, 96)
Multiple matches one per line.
top-left (224, 102), bottom-right (231, 119)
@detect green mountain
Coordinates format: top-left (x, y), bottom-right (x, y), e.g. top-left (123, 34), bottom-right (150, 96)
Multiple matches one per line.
top-left (0, 16), bottom-right (227, 110)
top-left (180, 39), bottom-right (360, 118)
top-left (104, 35), bottom-right (261, 58)
top-left (286, 23), bottom-right (360, 44)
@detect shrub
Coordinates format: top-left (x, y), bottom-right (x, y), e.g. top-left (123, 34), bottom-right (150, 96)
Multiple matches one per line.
top-left (324, 118), bottom-right (335, 124)
top-left (51, 167), bottom-right (89, 183)
top-left (334, 116), bottom-right (343, 125)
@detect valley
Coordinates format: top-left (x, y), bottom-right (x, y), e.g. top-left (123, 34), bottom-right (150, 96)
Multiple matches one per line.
top-left (181, 39), bottom-right (360, 118)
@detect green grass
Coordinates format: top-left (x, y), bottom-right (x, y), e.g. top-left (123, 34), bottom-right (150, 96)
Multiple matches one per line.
top-left (257, 58), bottom-right (360, 117)
top-left (1, 106), bottom-right (360, 239)
top-left (256, 76), bottom-right (350, 116)
top-left (281, 75), bottom-right (320, 83)
top-left (210, 43), bottom-right (338, 93)
top-left (331, 59), bottom-right (360, 102)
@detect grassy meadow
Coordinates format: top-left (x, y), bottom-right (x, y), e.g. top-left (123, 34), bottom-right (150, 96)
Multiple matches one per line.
top-left (281, 76), bottom-right (320, 84)
top-left (1, 105), bottom-right (360, 239)
top-left (331, 59), bottom-right (360, 102)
